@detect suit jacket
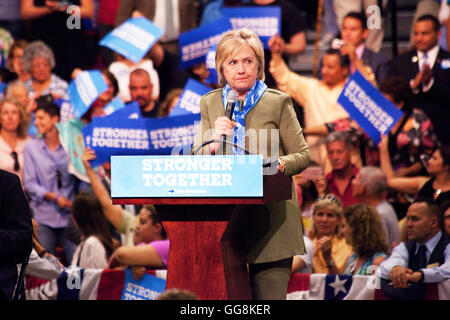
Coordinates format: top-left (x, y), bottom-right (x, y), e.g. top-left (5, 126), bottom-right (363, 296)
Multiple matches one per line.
top-left (391, 48), bottom-right (450, 143)
top-left (193, 88), bottom-right (310, 263)
top-left (361, 47), bottom-right (390, 85)
top-left (0, 170), bottom-right (33, 300)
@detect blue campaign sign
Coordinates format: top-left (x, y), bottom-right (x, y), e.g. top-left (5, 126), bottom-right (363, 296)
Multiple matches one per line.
top-left (337, 71), bottom-right (403, 145)
top-left (106, 101), bottom-right (142, 121)
top-left (99, 17), bottom-right (163, 63)
top-left (222, 7), bottom-right (281, 49)
top-left (121, 269), bottom-right (166, 300)
top-left (179, 17), bottom-right (232, 69)
top-left (111, 155), bottom-right (263, 198)
top-left (205, 44), bottom-right (218, 85)
top-left (103, 96), bottom-right (126, 116)
top-left (68, 70), bottom-right (108, 119)
top-left (170, 78), bottom-right (212, 116)
top-left (82, 113), bottom-right (200, 167)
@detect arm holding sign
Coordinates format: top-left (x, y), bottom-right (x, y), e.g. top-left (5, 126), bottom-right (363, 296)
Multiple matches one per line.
top-left (81, 148), bottom-right (124, 231)
top-left (268, 39), bottom-right (310, 107)
top-left (379, 135), bottom-right (429, 195)
top-left (339, 42), bottom-right (377, 87)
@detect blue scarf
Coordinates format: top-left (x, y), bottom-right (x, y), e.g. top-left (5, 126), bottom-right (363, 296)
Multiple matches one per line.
top-left (222, 80), bottom-right (267, 154)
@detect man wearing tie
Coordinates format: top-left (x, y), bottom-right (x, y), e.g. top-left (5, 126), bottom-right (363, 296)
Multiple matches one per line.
top-left (390, 14), bottom-right (450, 144)
top-left (377, 201), bottom-right (450, 299)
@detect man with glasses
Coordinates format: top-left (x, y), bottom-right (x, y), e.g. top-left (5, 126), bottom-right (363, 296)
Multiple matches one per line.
top-left (23, 103), bottom-right (78, 264)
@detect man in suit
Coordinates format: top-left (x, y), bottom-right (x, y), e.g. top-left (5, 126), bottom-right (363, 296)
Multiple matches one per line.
top-left (340, 11), bottom-right (390, 85)
top-left (0, 170), bottom-right (33, 300)
top-left (391, 14), bottom-right (450, 144)
top-left (377, 201), bottom-right (450, 300)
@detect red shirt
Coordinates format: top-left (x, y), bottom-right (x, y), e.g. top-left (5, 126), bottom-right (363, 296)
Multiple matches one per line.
top-left (325, 166), bottom-right (360, 208)
top-left (98, 0), bottom-right (120, 26)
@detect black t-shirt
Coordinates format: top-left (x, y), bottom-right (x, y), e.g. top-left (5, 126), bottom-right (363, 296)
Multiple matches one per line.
top-left (244, 0), bottom-right (306, 88)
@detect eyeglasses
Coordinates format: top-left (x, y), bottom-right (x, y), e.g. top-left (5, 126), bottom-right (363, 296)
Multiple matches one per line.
top-left (56, 170), bottom-right (62, 189)
top-left (316, 194), bottom-right (339, 203)
top-left (11, 151), bottom-right (20, 171)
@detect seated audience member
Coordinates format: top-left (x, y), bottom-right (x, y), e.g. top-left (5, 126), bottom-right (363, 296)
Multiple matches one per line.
top-left (108, 53), bottom-right (160, 102)
top-left (292, 163), bottom-right (325, 233)
top-left (292, 236), bottom-right (314, 274)
top-left (22, 41), bottom-right (68, 100)
top-left (342, 204), bottom-right (388, 275)
top-left (377, 201), bottom-right (450, 300)
top-left (24, 103), bottom-right (78, 263)
top-left (324, 131), bottom-right (359, 208)
top-left (311, 194), bottom-right (352, 274)
top-left (352, 166), bottom-right (400, 251)
top-left (6, 39), bottom-right (30, 83)
top-left (444, 205), bottom-right (450, 236)
top-left (128, 68), bottom-right (160, 118)
top-left (157, 88), bottom-right (182, 118)
top-left (5, 81), bottom-right (34, 113)
top-left (70, 191), bottom-right (117, 269)
top-left (380, 138), bottom-right (450, 209)
top-left (0, 98), bottom-right (30, 184)
top-left (108, 207), bottom-right (169, 270)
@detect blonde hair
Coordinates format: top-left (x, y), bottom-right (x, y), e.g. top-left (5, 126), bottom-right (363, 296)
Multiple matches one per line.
top-left (312, 194), bottom-right (344, 238)
top-left (215, 28), bottom-right (265, 87)
top-left (0, 98), bottom-right (30, 139)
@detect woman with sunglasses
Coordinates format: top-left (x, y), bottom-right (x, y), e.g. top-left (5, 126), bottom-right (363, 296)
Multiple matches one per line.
top-left (311, 194), bottom-right (352, 274)
top-left (24, 102), bottom-right (79, 264)
top-left (0, 98), bottom-right (30, 184)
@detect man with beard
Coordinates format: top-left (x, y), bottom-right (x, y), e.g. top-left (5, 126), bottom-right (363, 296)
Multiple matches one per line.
top-left (128, 68), bottom-right (160, 118)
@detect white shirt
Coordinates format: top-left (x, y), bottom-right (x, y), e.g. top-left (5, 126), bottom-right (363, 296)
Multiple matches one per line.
top-left (71, 236), bottom-right (109, 269)
top-left (377, 231), bottom-right (450, 283)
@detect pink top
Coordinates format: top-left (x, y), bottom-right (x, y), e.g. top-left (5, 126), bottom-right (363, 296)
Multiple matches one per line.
top-left (136, 239), bottom-right (170, 267)
top-left (0, 135), bottom-right (30, 185)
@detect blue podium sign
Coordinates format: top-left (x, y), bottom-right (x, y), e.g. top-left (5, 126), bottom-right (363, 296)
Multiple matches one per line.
top-left (111, 155), bottom-right (263, 198)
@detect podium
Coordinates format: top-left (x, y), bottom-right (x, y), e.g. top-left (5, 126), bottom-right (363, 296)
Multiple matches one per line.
top-left (111, 156), bottom-right (292, 300)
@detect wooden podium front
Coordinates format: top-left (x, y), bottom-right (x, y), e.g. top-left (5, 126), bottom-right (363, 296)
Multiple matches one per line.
top-left (113, 173), bottom-right (292, 300)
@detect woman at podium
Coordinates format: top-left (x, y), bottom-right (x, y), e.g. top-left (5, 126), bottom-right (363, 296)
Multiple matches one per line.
top-left (193, 28), bottom-right (310, 300)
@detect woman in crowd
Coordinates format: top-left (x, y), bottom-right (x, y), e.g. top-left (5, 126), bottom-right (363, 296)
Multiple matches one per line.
top-left (76, 69), bottom-right (119, 123)
top-left (24, 103), bottom-right (78, 263)
top-left (108, 206), bottom-right (169, 269)
top-left (0, 98), bottom-right (30, 183)
top-left (22, 40), bottom-right (68, 100)
top-left (380, 138), bottom-right (450, 209)
top-left (71, 191), bottom-right (116, 269)
top-left (311, 194), bottom-right (353, 274)
top-left (157, 88), bottom-right (182, 118)
top-left (192, 28), bottom-right (310, 299)
top-left (7, 39), bottom-right (30, 83)
top-left (342, 204), bottom-right (388, 275)
top-left (5, 81), bottom-right (33, 113)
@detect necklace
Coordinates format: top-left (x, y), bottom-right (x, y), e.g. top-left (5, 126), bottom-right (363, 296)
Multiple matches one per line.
top-left (435, 189), bottom-right (442, 197)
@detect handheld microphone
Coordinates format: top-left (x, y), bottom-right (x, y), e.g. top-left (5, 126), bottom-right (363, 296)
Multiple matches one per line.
top-left (222, 90), bottom-right (238, 140)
